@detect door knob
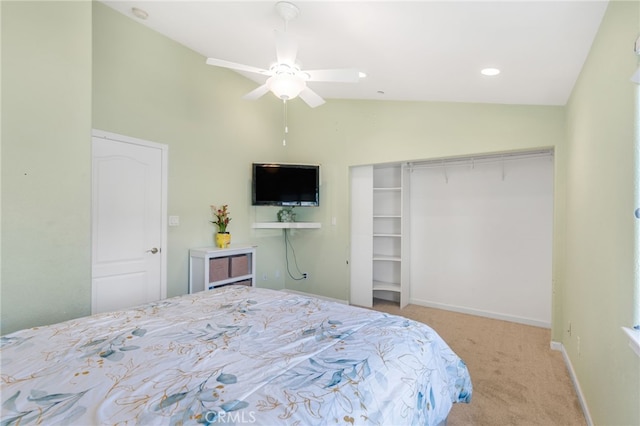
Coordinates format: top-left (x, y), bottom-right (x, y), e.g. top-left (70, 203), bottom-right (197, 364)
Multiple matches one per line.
top-left (146, 247), bottom-right (160, 254)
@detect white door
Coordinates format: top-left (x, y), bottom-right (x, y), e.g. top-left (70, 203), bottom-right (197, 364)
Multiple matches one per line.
top-left (91, 130), bottom-right (167, 314)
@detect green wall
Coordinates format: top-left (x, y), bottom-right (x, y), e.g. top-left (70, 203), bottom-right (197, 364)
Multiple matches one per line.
top-left (1, 0), bottom-right (92, 333)
top-left (280, 100), bottom-right (565, 305)
top-left (91, 3), bottom-right (286, 299)
top-left (564, 1), bottom-right (639, 424)
top-left (1, 1), bottom-right (638, 424)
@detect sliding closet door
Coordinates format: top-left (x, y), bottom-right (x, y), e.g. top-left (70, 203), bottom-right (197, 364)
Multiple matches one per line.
top-left (350, 165), bottom-right (373, 307)
top-left (410, 153), bottom-right (553, 327)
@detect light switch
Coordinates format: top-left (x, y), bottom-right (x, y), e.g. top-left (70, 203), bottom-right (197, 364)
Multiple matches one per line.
top-left (169, 216), bottom-right (180, 226)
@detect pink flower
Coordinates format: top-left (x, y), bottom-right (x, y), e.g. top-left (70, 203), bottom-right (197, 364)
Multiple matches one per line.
top-left (210, 204), bottom-right (231, 232)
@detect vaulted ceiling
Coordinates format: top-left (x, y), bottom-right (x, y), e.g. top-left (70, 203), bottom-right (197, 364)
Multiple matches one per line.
top-left (102, 1), bottom-right (609, 106)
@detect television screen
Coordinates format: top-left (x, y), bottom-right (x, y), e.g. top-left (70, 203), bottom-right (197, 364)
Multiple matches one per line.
top-left (252, 163), bottom-right (319, 206)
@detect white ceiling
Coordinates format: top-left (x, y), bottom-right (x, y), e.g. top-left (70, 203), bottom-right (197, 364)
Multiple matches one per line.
top-left (102, 0), bottom-right (609, 106)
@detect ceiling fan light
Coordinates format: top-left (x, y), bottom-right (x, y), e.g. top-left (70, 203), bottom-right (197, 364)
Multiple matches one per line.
top-left (267, 74), bottom-right (306, 100)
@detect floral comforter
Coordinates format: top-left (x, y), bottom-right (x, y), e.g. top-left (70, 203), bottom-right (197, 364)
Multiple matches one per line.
top-left (1, 286), bottom-right (471, 425)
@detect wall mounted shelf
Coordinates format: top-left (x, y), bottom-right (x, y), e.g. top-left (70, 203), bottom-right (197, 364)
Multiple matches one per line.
top-left (252, 222), bottom-right (321, 229)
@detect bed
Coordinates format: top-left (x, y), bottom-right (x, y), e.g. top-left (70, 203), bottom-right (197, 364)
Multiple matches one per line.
top-left (1, 286), bottom-right (471, 425)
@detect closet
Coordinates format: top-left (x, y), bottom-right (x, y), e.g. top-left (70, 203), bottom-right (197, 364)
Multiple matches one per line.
top-left (349, 151), bottom-right (553, 327)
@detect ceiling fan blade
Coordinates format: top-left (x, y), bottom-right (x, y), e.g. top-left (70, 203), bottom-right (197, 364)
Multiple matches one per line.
top-left (206, 57), bottom-right (269, 75)
top-left (274, 29), bottom-right (298, 64)
top-left (243, 84), bottom-right (270, 100)
top-left (304, 68), bottom-right (361, 83)
top-left (298, 87), bottom-right (325, 108)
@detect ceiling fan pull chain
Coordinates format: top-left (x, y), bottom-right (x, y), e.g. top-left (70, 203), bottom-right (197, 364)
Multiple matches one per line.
top-left (283, 99), bottom-right (288, 146)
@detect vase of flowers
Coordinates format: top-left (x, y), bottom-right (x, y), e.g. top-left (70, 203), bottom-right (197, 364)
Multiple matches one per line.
top-left (211, 204), bottom-right (231, 248)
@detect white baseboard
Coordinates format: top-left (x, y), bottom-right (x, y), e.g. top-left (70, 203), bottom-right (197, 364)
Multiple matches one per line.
top-left (409, 297), bottom-right (551, 329)
top-left (550, 341), bottom-right (593, 426)
top-left (550, 341), bottom-right (563, 351)
top-left (280, 289), bottom-right (349, 304)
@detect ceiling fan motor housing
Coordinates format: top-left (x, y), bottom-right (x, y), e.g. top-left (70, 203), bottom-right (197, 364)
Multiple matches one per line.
top-left (275, 2), bottom-right (300, 23)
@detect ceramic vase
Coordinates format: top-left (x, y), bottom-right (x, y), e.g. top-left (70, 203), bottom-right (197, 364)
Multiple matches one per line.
top-left (216, 232), bottom-right (231, 248)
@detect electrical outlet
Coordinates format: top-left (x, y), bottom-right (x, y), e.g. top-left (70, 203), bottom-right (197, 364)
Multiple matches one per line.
top-left (275, 270), bottom-right (281, 279)
top-left (262, 273), bottom-right (268, 281)
top-left (302, 272), bottom-right (308, 279)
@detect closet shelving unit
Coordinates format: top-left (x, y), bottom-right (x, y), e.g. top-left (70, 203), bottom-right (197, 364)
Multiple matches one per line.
top-left (372, 165), bottom-right (407, 302)
top-left (350, 163), bottom-right (410, 309)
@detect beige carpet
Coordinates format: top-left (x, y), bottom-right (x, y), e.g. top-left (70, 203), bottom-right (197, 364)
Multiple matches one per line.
top-left (371, 299), bottom-right (586, 426)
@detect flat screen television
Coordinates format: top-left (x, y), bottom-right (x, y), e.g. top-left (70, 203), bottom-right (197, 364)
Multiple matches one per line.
top-left (252, 163), bottom-right (320, 207)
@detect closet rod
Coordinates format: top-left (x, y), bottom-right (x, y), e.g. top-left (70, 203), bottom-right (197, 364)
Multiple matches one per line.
top-left (408, 150), bottom-right (553, 170)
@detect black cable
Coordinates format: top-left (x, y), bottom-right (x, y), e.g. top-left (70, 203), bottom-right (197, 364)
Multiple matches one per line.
top-left (284, 228), bottom-right (306, 280)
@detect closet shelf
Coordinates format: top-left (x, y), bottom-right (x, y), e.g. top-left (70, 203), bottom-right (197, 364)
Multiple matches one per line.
top-left (373, 280), bottom-right (401, 293)
top-left (373, 254), bottom-right (401, 261)
top-left (373, 233), bottom-right (401, 238)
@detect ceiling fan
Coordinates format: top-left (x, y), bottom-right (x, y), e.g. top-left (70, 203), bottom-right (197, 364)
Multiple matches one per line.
top-left (205, 1), bottom-right (361, 108)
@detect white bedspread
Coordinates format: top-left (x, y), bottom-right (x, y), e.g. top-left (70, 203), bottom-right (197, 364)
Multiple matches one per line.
top-left (1, 286), bottom-right (471, 425)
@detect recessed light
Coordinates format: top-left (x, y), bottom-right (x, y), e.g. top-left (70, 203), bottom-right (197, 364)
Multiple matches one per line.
top-left (481, 68), bottom-right (500, 76)
top-left (359, 72), bottom-right (367, 78)
top-left (131, 7), bottom-right (149, 20)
